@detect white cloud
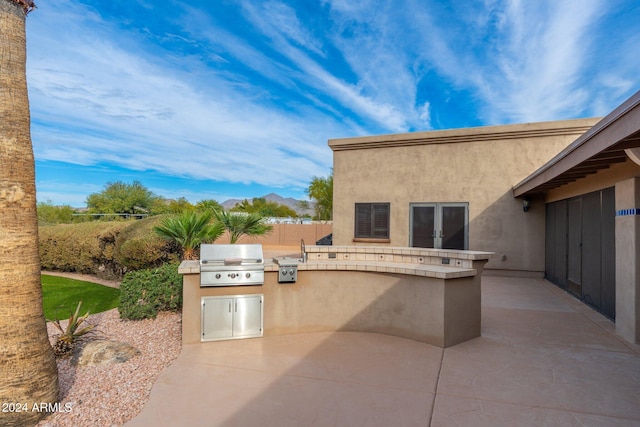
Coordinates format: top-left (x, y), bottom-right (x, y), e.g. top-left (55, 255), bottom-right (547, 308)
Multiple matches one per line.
top-left (258, 1), bottom-right (326, 56)
top-left (35, 180), bottom-right (102, 207)
top-left (388, 0), bottom-right (628, 124)
top-left (419, 102), bottom-right (432, 128)
top-left (234, 0), bottom-right (431, 133)
top-left (322, 1), bottom-right (428, 130)
top-left (485, 0), bottom-right (606, 122)
top-left (27, 0), bottom-right (337, 194)
top-left (25, 0), bottom-right (640, 206)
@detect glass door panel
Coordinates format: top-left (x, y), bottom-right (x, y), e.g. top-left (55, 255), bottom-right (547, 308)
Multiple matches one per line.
top-left (441, 205), bottom-right (467, 250)
top-left (410, 203), bottom-right (468, 249)
top-left (410, 205), bottom-right (435, 248)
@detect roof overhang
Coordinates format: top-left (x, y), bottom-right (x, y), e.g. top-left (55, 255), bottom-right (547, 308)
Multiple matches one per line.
top-left (513, 91), bottom-right (640, 197)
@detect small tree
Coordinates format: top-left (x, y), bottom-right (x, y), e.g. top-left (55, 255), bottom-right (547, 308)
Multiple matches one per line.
top-left (196, 199), bottom-right (223, 213)
top-left (306, 170), bottom-right (333, 220)
top-left (231, 197), bottom-right (298, 218)
top-left (214, 210), bottom-right (273, 244)
top-left (165, 197), bottom-right (195, 214)
top-left (153, 211), bottom-right (224, 260)
top-left (86, 180), bottom-right (159, 216)
top-left (37, 200), bottom-right (75, 224)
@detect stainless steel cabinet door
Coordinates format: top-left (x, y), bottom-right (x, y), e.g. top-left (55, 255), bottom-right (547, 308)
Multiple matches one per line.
top-left (202, 297), bottom-right (233, 341)
top-left (201, 295), bottom-right (263, 341)
top-left (233, 295), bottom-right (263, 338)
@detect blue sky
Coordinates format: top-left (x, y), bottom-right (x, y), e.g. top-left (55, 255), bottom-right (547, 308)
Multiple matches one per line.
top-left (26, 0), bottom-right (640, 207)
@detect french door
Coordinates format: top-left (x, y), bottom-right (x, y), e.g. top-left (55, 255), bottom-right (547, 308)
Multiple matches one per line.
top-left (410, 203), bottom-right (468, 250)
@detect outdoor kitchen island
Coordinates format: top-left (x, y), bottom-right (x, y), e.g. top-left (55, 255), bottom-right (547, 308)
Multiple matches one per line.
top-left (179, 245), bottom-right (492, 348)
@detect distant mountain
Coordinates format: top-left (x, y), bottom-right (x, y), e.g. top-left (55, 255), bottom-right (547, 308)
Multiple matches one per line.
top-left (221, 193), bottom-right (314, 216)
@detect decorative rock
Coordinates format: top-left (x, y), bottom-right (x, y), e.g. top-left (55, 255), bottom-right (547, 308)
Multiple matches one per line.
top-left (73, 340), bottom-right (140, 366)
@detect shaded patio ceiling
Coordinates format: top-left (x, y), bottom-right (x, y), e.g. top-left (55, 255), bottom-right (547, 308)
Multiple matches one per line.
top-left (513, 91), bottom-right (640, 197)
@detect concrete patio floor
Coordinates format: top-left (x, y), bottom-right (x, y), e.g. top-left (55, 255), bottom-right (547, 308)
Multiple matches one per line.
top-left (126, 276), bottom-right (640, 426)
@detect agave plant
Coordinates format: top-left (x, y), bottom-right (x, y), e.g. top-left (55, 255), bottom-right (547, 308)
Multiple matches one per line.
top-left (154, 210), bottom-right (225, 260)
top-left (52, 301), bottom-right (95, 357)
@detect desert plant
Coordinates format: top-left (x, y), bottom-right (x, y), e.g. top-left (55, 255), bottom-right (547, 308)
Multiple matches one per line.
top-left (213, 210), bottom-right (273, 244)
top-left (154, 211), bottom-right (224, 260)
top-left (51, 301), bottom-right (96, 357)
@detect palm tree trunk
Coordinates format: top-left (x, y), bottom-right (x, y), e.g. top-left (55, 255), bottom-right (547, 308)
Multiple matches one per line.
top-left (0, 1), bottom-right (59, 426)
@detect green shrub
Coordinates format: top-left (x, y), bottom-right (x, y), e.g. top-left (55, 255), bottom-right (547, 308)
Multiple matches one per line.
top-left (114, 216), bottom-right (180, 271)
top-left (118, 263), bottom-right (182, 320)
top-left (39, 222), bottom-right (130, 277)
top-left (39, 217), bottom-right (181, 278)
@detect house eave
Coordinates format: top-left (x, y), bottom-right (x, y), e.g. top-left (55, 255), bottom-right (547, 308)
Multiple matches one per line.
top-left (512, 91), bottom-right (640, 198)
top-left (329, 119), bottom-right (597, 152)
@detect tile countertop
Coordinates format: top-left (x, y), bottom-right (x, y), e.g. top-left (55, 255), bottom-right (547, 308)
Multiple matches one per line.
top-left (304, 245), bottom-right (494, 260)
top-left (179, 259), bottom-right (478, 280)
top-left (264, 260), bottom-right (476, 279)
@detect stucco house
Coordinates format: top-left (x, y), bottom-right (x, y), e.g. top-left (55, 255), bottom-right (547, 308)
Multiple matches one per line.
top-left (329, 90), bottom-right (640, 344)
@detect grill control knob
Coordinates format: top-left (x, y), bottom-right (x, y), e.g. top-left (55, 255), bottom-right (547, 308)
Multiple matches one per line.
top-left (245, 273), bottom-right (251, 278)
top-left (215, 273), bottom-right (221, 279)
top-left (229, 273), bottom-right (236, 279)
top-left (282, 269), bottom-right (288, 275)
top-left (289, 269), bottom-right (295, 275)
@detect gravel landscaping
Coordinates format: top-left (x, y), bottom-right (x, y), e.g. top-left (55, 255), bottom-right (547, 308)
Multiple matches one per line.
top-left (36, 308), bottom-right (182, 427)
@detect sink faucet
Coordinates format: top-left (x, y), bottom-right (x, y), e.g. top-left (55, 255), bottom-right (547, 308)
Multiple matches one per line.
top-left (300, 239), bottom-right (307, 263)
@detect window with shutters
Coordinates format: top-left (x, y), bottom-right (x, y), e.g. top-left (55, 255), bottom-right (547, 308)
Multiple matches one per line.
top-left (355, 203), bottom-right (390, 240)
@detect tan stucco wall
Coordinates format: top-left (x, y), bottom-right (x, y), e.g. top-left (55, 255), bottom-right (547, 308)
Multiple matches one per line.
top-left (615, 177), bottom-right (640, 343)
top-left (330, 118), bottom-right (600, 273)
top-left (182, 270), bottom-right (481, 348)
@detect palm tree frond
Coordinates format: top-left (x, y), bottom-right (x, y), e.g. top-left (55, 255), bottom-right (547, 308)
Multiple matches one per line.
top-left (153, 211), bottom-right (224, 259)
top-left (213, 210), bottom-right (273, 244)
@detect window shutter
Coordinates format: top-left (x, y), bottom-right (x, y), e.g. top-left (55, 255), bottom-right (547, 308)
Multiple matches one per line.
top-left (372, 204), bottom-right (389, 238)
top-left (355, 203), bottom-right (389, 239)
top-left (355, 204), bottom-right (372, 238)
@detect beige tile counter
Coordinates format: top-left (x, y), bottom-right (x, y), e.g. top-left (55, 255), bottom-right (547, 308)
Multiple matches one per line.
top-left (263, 244), bottom-right (493, 279)
top-left (265, 260), bottom-right (476, 279)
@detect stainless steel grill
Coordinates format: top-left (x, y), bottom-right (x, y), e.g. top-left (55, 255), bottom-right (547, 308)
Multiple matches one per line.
top-left (200, 244), bottom-right (264, 287)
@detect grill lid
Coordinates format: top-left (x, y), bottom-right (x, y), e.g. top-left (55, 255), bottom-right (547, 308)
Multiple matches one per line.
top-left (200, 244), bottom-right (264, 266)
top-left (200, 244), bottom-right (265, 287)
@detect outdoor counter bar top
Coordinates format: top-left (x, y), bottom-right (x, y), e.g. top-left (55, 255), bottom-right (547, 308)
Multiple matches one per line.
top-left (179, 246), bottom-right (493, 348)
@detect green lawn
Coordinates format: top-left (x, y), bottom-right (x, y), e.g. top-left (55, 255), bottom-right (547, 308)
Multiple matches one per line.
top-left (41, 274), bottom-right (120, 321)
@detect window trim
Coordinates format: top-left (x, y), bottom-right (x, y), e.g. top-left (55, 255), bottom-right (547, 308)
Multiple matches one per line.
top-left (354, 202), bottom-right (390, 240)
top-left (353, 237), bottom-right (391, 243)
